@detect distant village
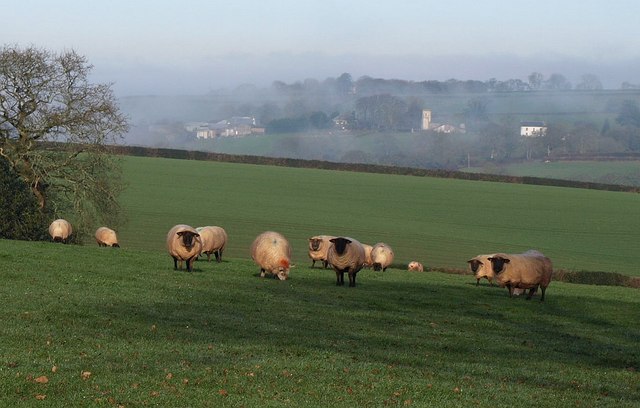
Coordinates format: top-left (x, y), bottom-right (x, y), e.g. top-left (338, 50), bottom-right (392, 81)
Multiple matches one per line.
top-left (186, 110), bottom-right (546, 140)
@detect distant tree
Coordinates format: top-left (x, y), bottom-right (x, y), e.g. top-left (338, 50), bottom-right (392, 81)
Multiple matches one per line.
top-left (354, 94), bottom-right (407, 130)
top-left (0, 45), bottom-right (128, 240)
top-left (463, 98), bottom-right (490, 129)
top-left (544, 73), bottom-right (572, 90)
top-left (576, 74), bottom-right (603, 90)
top-left (616, 100), bottom-right (640, 127)
top-left (528, 72), bottom-right (544, 90)
top-left (308, 111), bottom-right (331, 129)
top-left (335, 72), bottom-right (353, 96)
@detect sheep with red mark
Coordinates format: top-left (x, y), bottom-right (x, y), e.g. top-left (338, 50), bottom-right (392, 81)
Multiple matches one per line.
top-left (370, 242), bottom-right (394, 271)
top-left (49, 219), bottom-right (72, 243)
top-left (488, 250), bottom-right (553, 301)
top-left (196, 226), bottom-right (227, 262)
top-left (308, 235), bottom-right (335, 268)
top-left (166, 224), bottom-right (202, 272)
top-left (326, 237), bottom-right (366, 287)
top-left (251, 231), bottom-right (291, 280)
top-left (95, 227), bottom-right (120, 247)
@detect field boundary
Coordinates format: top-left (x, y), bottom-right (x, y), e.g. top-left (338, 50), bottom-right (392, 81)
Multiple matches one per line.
top-left (110, 145), bottom-right (640, 193)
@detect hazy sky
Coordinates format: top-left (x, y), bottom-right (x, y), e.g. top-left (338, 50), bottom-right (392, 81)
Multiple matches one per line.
top-left (4, 0), bottom-right (640, 95)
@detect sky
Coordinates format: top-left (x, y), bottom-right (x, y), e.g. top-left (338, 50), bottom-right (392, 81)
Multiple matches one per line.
top-left (4, 0), bottom-right (640, 96)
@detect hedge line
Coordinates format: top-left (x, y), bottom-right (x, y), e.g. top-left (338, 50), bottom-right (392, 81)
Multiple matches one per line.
top-left (110, 145), bottom-right (640, 194)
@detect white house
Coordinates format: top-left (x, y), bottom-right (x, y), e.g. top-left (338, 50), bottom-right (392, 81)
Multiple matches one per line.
top-left (520, 121), bottom-right (547, 137)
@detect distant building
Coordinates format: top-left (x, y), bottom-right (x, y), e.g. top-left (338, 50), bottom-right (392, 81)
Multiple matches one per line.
top-left (520, 121), bottom-right (547, 137)
top-left (190, 116), bottom-right (265, 139)
top-left (421, 109), bottom-right (432, 130)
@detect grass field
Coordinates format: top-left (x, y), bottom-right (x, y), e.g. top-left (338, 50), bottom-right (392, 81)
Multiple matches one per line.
top-left (2, 154), bottom-right (639, 406)
top-left (464, 160), bottom-right (640, 187)
top-left (0, 239), bottom-right (638, 407)
top-left (117, 155), bottom-right (640, 276)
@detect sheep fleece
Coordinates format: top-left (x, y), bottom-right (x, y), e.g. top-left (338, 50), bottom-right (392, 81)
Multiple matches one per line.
top-left (370, 243), bottom-right (394, 271)
top-left (95, 227), bottom-right (119, 247)
top-left (166, 224), bottom-right (203, 266)
top-left (251, 231), bottom-right (291, 278)
top-left (49, 219), bottom-right (72, 241)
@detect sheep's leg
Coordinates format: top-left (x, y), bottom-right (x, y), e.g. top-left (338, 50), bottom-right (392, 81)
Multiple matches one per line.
top-left (260, 269), bottom-right (266, 278)
top-left (348, 272), bottom-right (357, 287)
top-left (173, 257), bottom-right (179, 270)
top-left (311, 260), bottom-right (316, 268)
top-left (476, 278), bottom-right (480, 286)
top-left (216, 250), bottom-right (222, 262)
top-left (507, 284), bottom-right (513, 297)
top-left (323, 260), bottom-right (329, 269)
top-left (540, 287), bottom-right (546, 302)
top-left (336, 271), bottom-right (344, 286)
top-left (186, 257), bottom-right (194, 272)
top-left (526, 285), bottom-right (538, 300)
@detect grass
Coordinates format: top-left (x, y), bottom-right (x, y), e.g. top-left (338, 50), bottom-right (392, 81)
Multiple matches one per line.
top-left (0, 239), bottom-right (638, 407)
top-left (116, 155), bottom-right (640, 277)
top-left (464, 160), bottom-right (640, 187)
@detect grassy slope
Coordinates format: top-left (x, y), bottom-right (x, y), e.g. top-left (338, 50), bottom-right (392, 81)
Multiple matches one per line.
top-left (117, 155), bottom-right (640, 276)
top-left (464, 160), bottom-right (640, 187)
top-left (0, 240), bottom-right (638, 407)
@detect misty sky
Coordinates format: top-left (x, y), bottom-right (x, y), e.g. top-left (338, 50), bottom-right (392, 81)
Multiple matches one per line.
top-left (4, 0), bottom-right (640, 96)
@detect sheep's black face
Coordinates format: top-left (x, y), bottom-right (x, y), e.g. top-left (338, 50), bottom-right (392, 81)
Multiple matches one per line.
top-left (178, 231), bottom-right (199, 248)
top-left (309, 239), bottom-right (322, 251)
top-left (330, 237), bottom-right (351, 255)
top-left (467, 259), bottom-right (481, 273)
top-left (488, 256), bottom-right (510, 273)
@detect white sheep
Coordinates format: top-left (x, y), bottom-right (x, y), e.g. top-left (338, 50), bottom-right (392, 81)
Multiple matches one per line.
top-left (370, 242), bottom-right (394, 271)
top-left (48, 219), bottom-right (72, 243)
top-left (407, 261), bottom-right (424, 272)
top-left (166, 224), bottom-right (202, 272)
top-left (95, 227), bottom-right (120, 247)
top-left (308, 235), bottom-right (335, 268)
top-left (250, 231), bottom-right (291, 280)
top-left (467, 254), bottom-right (496, 286)
top-left (326, 237), bottom-right (366, 287)
top-left (196, 226), bottom-right (227, 262)
top-left (488, 250), bottom-right (553, 301)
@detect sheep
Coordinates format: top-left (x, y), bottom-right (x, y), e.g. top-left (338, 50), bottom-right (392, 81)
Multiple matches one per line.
top-left (326, 237), bottom-right (366, 287)
top-left (362, 243), bottom-right (374, 268)
top-left (370, 242), bottom-right (394, 271)
top-left (487, 250), bottom-right (553, 301)
top-left (95, 227), bottom-right (120, 247)
top-left (467, 254), bottom-right (496, 286)
top-left (48, 219), bottom-right (72, 243)
top-left (196, 226), bottom-right (227, 262)
top-left (308, 235), bottom-right (335, 268)
top-left (408, 261), bottom-right (424, 272)
top-left (166, 224), bottom-right (202, 272)
top-left (250, 231), bottom-right (291, 280)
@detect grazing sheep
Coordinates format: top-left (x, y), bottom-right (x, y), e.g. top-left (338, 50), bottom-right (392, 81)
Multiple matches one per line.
top-left (48, 219), bottom-right (72, 243)
top-left (326, 237), bottom-right (366, 287)
top-left (362, 243), bottom-right (373, 268)
top-left (408, 261), bottom-right (424, 272)
top-left (308, 235), bottom-right (335, 268)
top-left (95, 227), bottom-right (120, 247)
top-left (251, 231), bottom-right (291, 280)
top-left (166, 224), bottom-right (202, 272)
top-left (196, 226), bottom-right (228, 262)
top-left (488, 250), bottom-right (553, 301)
top-left (370, 242), bottom-right (394, 271)
top-left (467, 254), bottom-right (496, 286)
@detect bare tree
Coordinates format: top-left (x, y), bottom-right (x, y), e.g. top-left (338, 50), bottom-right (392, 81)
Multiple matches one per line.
top-left (0, 45), bottom-right (129, 240)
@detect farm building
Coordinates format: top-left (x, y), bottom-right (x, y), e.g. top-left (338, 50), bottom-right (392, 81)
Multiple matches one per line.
top-left (520, 121), bottom-right (547, 137)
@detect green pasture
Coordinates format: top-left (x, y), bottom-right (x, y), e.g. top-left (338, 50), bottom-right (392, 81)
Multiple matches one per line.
top-left (116, 155), bottom-right (640, 276)
top-left (464, 160), bottom-right (640, 187)
top-left (0, 239), bottom-right (638, 406)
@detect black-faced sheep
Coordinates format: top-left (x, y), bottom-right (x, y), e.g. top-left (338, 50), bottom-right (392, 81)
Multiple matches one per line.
top-left (308, 235), bottom-right (335, 268)
top-left (370, 242), bottom-right (394, 271)
top-left (408, 261), bottom-right (424, 272)
top-left (326, 237), bottom-right (366, 287)
top-left (95, 227), bottom-right (120, 247)
top-left (250, 231), bottom-right (291, 280)
top-left (467, 254), bottom-right (496, 286)
top-left (166, 224), bottom-right (202, 272)
top-left (196, 226), bottom-right (227, 262)
top-left (49, 219), bottom-right (72, 243)
top-left (488, 250), bottom-right (553, 301)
